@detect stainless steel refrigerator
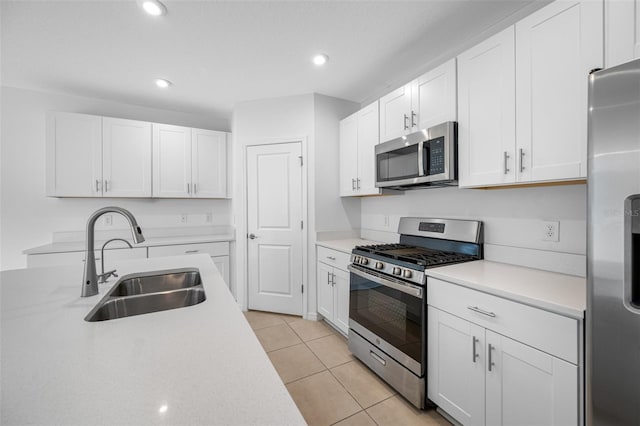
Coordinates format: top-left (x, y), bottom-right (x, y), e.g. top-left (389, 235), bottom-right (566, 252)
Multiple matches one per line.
top-left (587, 58), bottom-right (640, 425)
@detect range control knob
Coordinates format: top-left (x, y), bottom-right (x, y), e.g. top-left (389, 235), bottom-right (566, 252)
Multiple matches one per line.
top-left (393, 267), bottom-right (402, 276)
top-left (375, 262), bottom-right (384, 270)
top-left (403, 270), bottom-right (413, 279)
top-left (361, 258), bottom-right (369, 265)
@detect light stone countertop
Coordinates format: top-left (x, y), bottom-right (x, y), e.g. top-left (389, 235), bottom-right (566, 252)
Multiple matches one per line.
top-left (427, 260), bottom-right (586, 319)
top-left (24, 233), bottom-right (235, 255)
top-left (0, 255), bottom-right (305, 425)
top-left (316, 238), bottom-right (379, 254)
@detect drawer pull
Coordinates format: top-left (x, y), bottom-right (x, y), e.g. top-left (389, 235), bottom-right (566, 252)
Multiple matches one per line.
top-left (467, 306), bottom-right (496, 318)
top-left (369, 350), bottom-right (386, 366)
top-left (488, 343), bottom-right (495, 372)
top-left (185, 250), bottom-right (200, 254)
top-left (327, 256), bottom-right (336, 261)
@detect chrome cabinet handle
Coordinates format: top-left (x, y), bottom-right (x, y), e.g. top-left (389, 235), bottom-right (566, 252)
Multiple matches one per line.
top-left (472, 336), bottom-right (479, 363)
top-left (369, 350), bottom-right (387, 366)
top-left (193, 183), bottom-right (197, 194)
top-left (411, 110), bottom-right (417, 127)
top-left (467, 306), bottom-right (496, 318)
top-left (187, 183), bottom-right (191, 194)
top-left (185, 249), bottom-right (199, 254)
top-left (352, 179), bottom-right (356, 191)
top-left (403, 114), bottom-right (409, 130)
top-left (327, 256), bottom-right (336, 261)
top-left (519, 148), bottom-right (525, 172)
top-left (331, 273), bottom-right (336, 286)
top-left (504, 151), bottom-right (510, 174)
top-left (488, 343), bottom-right (495, 371)
top-left (104, 180), bottom-right (108, 192)
top-left (95, 180), bottom-right (101, 193)
top-left (356, 178), bottom-right (360, 190)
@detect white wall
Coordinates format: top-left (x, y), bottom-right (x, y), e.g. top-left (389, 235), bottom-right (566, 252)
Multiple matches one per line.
top-left (360, 183), bottom-right (587, 276)
top-left (231, 93), bottom-right (359, 317)
top-left (0, 86), bottom-right (231, 270)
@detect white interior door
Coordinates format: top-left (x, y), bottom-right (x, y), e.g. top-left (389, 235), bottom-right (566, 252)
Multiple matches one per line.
top-left (247, 142), bottom-right (303, 315)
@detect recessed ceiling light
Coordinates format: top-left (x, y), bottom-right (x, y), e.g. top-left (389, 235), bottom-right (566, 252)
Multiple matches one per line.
top-left (138, 0), bottom-right (167, 17)
top-left (155, 78), bottom-right (172, 89)
top-left (313, 54), bottom-right (329, 66)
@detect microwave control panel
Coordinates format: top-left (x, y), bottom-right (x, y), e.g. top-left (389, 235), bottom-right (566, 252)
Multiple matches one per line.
top-left (427, 137), bottom-right (445, 175)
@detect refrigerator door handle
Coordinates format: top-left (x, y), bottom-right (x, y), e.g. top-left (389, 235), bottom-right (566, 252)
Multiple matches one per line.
top-left (625, 195), bottom-right (640, 311)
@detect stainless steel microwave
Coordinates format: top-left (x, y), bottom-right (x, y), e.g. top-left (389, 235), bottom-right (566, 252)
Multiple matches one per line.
top-left (375, 122), bottom-right (457, 189)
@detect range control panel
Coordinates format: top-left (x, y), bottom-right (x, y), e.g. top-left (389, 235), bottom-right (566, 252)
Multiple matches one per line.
top-left (350, 254), bottom-right (425, 286)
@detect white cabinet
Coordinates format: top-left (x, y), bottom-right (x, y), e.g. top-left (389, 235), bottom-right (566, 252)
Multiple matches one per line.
top-left (26, 247), bottom-right (147, 269)
top-left (458, 27), bottom-right (516, 187)
top-left (316, 246), bottom-right (351, 334)
top-left (102, 117), bottom-right (152, 197)
top-left (153, 125), bottom-right (227, 198)
top-left (379, 59), bottom-right (457, 143)
top-left (339, 101), bottom-right (381, 197)
top-left (46, 113), bottom-right (152, 197)
top-left (147, 242), bottom-right (230, 286)
top-left (605, 0), bottom-right (640, 67)
top-left (46, 112), bottom-right (103, 197)
top-left (515, 0), bottom-right (602, 182)
top-left (427, 278), bottom-right (580, 426)
top-left (458, 0), bottom-right (603, 187)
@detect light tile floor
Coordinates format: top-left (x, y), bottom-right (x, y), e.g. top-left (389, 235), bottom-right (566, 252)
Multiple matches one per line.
top-left (244, 310), bottom-right (452, 426)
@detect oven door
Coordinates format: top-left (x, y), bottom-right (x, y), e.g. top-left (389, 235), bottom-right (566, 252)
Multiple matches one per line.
top-left (348, 264), bottom-right (425, 376)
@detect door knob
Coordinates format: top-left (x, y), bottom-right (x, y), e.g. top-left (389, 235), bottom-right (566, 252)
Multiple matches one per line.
top-left (248, 233), bottom-right (257, 240)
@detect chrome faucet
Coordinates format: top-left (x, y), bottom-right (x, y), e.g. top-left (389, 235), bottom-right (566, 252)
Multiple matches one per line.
top-left (99, 238), bottom-right (133, 283)
top-left (82, 207), bottom-right (145, 297)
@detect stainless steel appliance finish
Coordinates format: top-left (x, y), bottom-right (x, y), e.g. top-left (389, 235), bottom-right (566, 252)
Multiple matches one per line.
top-left (375, 122), bottom-right (457, 189)
top-left (587, 58), bottom-right (640, 425)
top-left (348, 217), bottom-right (483, 409)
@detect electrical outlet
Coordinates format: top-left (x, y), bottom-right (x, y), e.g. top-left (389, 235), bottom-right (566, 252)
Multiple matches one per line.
top-left (206, 212), bottom-right (213, 223)
top-left (104, 215), bottom-right (113, 226)
top-left (383, 215), bottom-right (390, 227)
top-left (181, 214), bottom-right (188, 224)
top-left (542, 220), bottom-right (560, 242)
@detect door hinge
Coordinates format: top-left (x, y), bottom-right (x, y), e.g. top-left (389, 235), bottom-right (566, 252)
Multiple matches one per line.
top-left (301, 220), bottom-right (304, 230)
top-left (301, 284), bottom-right (304, 294)
top-left (298, 155), bottom-right (303, 166)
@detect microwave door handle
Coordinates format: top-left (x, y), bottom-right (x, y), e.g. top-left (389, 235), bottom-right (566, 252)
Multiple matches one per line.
top-left (418, 141), bottom-right (425, 177)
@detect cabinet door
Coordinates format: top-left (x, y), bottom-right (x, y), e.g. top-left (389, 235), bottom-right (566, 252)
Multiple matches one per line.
top-left (516, 0), bottom-right (602, 182)
top-left (152, 124), bottom-right (192, 198)
top-left (339, 112), bottom-right (359, 196)
top-left (379, 83), bottom-right (412, 143)
top-left (102, 117), bottom-right (152, 197)
top-left (485, 331), bottom-right (578, 426)
top-left (356, 101), bottom-right (380, 196)
top-left (212, 255), bottom-right (230, 287)
top-left (317, 262), bottom-right (334, 321)
top-left (413, 59), bottom-right (457, 130)
top-left (605, 0), bottom-right (640, 68)
top-left (46, 112), bottom-right (102, 197)
top-left (333, 268), bottom-right (350, 335)
top-left (427, 307), bottom-right (485, 426)
top-left (457, 27), bottom-right (516, 187)
top-left (191, 129), bottom-right (227, 198)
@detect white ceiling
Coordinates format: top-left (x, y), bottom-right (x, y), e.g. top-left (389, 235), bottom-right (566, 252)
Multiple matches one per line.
top-left (1, 0), bottom-right (547, 120)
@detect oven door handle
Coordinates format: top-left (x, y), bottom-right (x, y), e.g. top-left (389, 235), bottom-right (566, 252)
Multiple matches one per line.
top-left (348, 265), bottom-right (423, 299)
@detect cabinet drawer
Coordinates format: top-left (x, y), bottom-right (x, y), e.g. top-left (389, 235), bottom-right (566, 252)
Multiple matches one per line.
top-left (427, 277), bottom-right (579, 364)
top-left (317, 246), bottom-right (351, 271)
top-left (148, 242), bottom-right (229, 258)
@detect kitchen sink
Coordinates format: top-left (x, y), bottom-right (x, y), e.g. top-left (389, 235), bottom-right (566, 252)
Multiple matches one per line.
top-left (110, 269), bottom-right (202, 296)
top-left (85, 268), bottom-right (206, 322)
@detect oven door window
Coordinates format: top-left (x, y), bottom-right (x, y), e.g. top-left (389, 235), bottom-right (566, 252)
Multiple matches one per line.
top-left (377, 144), bottom-right (419, 182)
top-left (349, 272), bottom-right (423, 364)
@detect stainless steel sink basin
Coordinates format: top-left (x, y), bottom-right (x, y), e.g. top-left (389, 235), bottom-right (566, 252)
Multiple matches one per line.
top-left (85, 268), bottom-right (206, 322)
top-left (111, 270), bottom-right (202, 296)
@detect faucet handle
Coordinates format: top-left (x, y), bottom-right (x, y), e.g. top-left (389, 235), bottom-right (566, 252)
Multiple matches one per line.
top-left (98, 269), bottom-right (118, 283)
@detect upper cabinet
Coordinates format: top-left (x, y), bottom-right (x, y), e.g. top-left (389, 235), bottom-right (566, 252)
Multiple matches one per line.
top-left (153, 125), bottom-right (227, 198)
top-left (47, 112), bottom-right (227, 198)
top-left (605, 0), bottom-right (640, 68)
top-left (339, 101), bottom-right (381, 197)
top-left (379, 59), bottom-right (457, 143)
top-left (47, 112), bottom-right (152, 197)
top-left (458, 0), bottom-right (603, 188)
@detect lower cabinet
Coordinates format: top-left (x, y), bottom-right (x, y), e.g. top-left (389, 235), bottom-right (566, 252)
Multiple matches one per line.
top-left (316, 246), bottom-right (351, 334)
top-left (427, 278), bottom-right (580, 426)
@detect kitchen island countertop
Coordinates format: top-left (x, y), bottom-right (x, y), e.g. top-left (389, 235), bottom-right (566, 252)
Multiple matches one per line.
top-left (0, 255), bottom-right (305, 425)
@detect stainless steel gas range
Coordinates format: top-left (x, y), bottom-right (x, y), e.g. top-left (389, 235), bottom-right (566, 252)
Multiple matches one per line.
top-left (347, 217), bottom-right (483, 409)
